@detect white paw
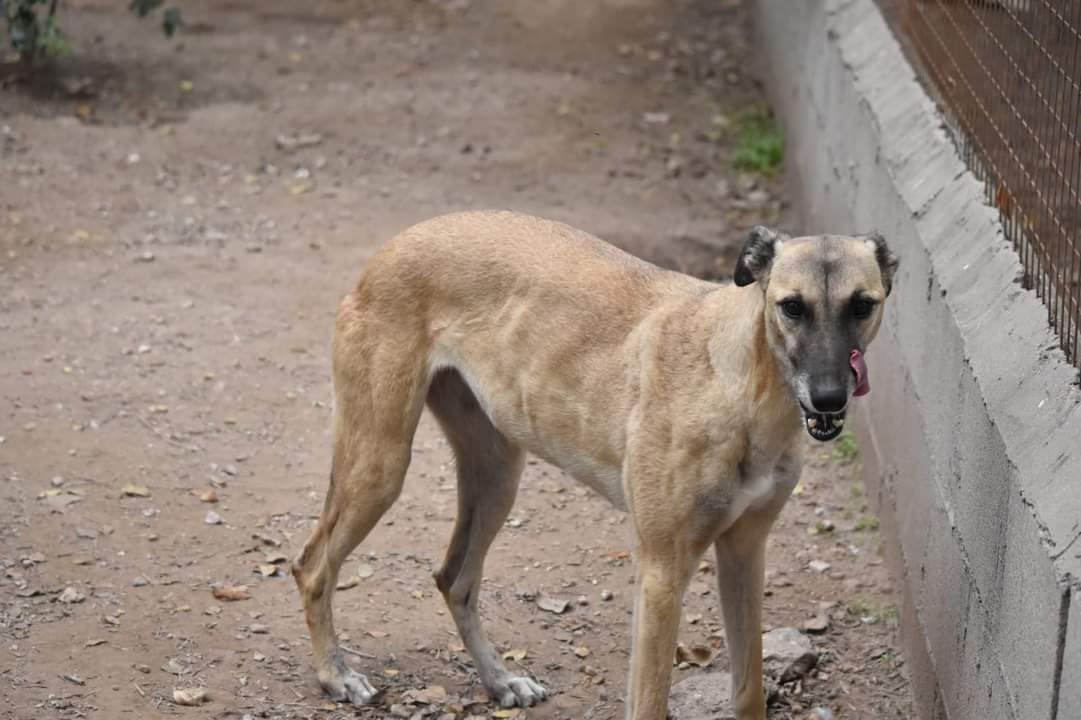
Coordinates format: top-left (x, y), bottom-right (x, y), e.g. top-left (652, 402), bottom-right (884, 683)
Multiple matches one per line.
top-left (321, 668), bottom-right (379, 705)
top-left (492, 675), bottom-right (549, 708)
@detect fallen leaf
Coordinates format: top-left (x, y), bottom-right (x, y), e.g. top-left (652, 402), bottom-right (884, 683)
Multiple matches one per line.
top-left (357, 563), bottom-right (375, 579)
top-left (367, 629), bottom-right (389, 638)
top-left (537, 595), bottom-right (570, 614)
top-left (173, 687), bottom-right (208, 705)
top-left (275, 133), bottom-right (324, 152)
top-left (212, 584), bottom-right (250, 601)
top-left (162, 659), bottom-right (188, 675)
top-left (502, 648), bottom-right (528, 662)
top-left (403, 685), bottom-right (446, 704)
top-left (256, 564), bottom-right (279, 577)
top-left (573, 646), bottom-right (590, 658)
top-left (336, 576), bottom-right (359, 591)
top-left (122, 483), bottom-right (151, 498)
top-left (492, 709), bottom-right (521, 718)
top-left (675, 643), bottom-right (714, 667)
top-left (85, 638), bottom-right (107, 647)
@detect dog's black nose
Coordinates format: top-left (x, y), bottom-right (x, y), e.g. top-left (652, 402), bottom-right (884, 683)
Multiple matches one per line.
top-left (810, 384), bottom-right (847, 413)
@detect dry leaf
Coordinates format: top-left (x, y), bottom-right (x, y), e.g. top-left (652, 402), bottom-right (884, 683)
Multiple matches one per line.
top-left (573, 646), bottom-right (590, 658)
top-left (121, 483), bottom-right (150, 497)
top-left (336, 576), bottom-right (359, 591)
top-left (675, 643), bottom-right (714, 667)
top-left (502, 648), bottom-right (528, 662)
top-left (367, 629), bottom-right (388, 638)
top-left (173, 687), bottom-right (208, 705)
top-left (256, 563), bottom-right (279, 577)
top-left (492, 709), bottom-right (521, 718)
top-left (212, 584), bottom-right (250, 601)
top-left (403, 685), bottom-right (446, 704)
top-left (537, 595), bottom-right (570, 614)
top-left (357, 563), bottom-right (375, 579)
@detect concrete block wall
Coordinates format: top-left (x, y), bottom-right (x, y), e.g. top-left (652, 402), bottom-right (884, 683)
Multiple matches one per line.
top-left (750, 1), bottom-right (1081, 717)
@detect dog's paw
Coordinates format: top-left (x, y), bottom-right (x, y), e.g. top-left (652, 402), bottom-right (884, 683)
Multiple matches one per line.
top-left (491, 675), bottom-right (549, 708)
top-left (320, 668), bottom-right (379, 705)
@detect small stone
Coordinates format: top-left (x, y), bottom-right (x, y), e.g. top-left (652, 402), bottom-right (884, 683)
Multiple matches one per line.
top-left (803, 614), bottom-right (830, 634)
top-left (58, 586), bottom-right (86, 604)
top-left (205, 510), bottom-right (223, 525)
top-left (808, 560), bottom-right (831, 573)
top-left (132, 576), bottom-right (150, 587)
top-left (249, 623), bottom-right (269, 634)
top-left (668, 672), bottom-right (734, 719)
top-left (600, 589), bottom-right (614, 601)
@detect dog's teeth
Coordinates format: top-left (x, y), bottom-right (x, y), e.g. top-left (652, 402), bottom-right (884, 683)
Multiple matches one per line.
top-left (806, 417), bottom-right (817, 429)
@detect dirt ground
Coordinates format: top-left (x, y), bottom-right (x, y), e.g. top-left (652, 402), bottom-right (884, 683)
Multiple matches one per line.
top-left (0, 1), bottom-right (913, 718)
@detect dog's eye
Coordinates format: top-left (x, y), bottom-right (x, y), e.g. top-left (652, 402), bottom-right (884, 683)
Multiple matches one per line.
top-left (852, 297), bottom-right (876, 320)
top-left (780, 299), bottom-right (804, 319)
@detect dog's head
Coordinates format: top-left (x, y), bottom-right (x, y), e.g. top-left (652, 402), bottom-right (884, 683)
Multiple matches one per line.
top-left (734, 226), bottom-right (899, 441)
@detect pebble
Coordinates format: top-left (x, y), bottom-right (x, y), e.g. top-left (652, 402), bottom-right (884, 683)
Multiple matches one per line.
top-left (58, 586), bottom-right (86, 604)
top-left (600, 589), bottom-right (614, 601)
top-left (205, 510), bottom-right (223, 525)
top-left (808, 560), bottom-right (831, 573)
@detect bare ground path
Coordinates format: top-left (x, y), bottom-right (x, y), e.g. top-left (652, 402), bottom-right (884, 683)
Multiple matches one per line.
top-left (0, 1), bottom-right (911, 718)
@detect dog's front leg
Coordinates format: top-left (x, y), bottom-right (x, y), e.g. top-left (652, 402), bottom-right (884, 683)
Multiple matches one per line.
top-left (625, 548), bottom-right (698, 720)
top-left (713, 453), bottom-right (801, 720)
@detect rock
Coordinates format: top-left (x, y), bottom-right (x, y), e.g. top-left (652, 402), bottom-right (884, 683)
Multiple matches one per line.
top-left (58, 586), bottom-right (86, 604)
top-left (600, 589), bottom-right (614, 601)
top-left (803, 614), bottom-right (830, 634)
top-left (762, 627), bottom-right (817, 679)
top-left (808, 560), bottom-right (831, 573)
top-left (668, 672), bottom-right (735, 720)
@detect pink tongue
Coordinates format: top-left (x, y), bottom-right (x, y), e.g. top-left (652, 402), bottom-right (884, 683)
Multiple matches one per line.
top-left (850, 349), bottom-right (870, 397)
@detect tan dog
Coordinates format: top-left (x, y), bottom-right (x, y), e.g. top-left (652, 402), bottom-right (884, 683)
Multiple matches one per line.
top-left (292, 210), bottom-right (898, 719)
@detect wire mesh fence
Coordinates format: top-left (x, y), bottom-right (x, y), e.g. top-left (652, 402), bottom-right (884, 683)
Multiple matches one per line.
top-left (885, 0), bottom-right (1081, 371)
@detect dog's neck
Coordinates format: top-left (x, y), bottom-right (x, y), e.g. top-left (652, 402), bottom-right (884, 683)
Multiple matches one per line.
top-left (703, 285), bottom-right (795, 415)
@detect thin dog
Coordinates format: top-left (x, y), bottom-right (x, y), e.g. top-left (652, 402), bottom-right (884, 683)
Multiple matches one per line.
top-left (292, 210), bottom-right (898, 719)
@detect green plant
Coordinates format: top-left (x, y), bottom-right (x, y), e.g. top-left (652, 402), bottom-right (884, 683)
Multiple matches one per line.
top-left (733, 111), bottom-right (783, 174)
top-left (853, 515), bottom-right (879, 532)
top-left (2, 0), bottom-right (180, 69)
top-left (832, 430), bottom-right (858, 461)
top-left (128, 0), bottom-right (181, 37)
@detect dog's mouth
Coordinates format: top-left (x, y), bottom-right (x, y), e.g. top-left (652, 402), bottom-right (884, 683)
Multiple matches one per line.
top-left (800, 404), bottom-right (846, 442)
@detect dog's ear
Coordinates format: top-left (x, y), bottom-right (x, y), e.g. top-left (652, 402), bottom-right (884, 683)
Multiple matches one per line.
top-left (865, 231), bottom-right (899, 296)
top-left (734, 226), bottom-right (785, 287)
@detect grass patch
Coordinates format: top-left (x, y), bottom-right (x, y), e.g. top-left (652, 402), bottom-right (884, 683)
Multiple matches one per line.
top-left (832, 430), bottom-right (858, 462)
top-left (853, 515), bottom-right (880, 532)
top-left (733, 111), bottom-right (783, 174)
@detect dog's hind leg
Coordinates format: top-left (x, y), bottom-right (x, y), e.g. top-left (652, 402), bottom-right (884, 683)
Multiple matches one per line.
top-left (428, 369), bottom-right (548, 708)
top-left (292, 312), bottom-right (428, 705)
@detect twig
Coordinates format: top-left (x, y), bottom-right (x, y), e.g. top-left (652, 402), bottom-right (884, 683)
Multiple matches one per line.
top-left (133, 683), bottom-right (146, 697)
top-left (134, 414), bottom-right (201, 452)
top-left (340, 646), bottom-right (377, 660)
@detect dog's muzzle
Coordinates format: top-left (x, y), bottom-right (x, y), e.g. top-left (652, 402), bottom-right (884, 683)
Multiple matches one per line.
top-left (801, 404), bottom-right (845, 442)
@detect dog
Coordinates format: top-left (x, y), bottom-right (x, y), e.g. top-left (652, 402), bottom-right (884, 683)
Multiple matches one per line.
top-left (292, 210), bottom-right (898, 720)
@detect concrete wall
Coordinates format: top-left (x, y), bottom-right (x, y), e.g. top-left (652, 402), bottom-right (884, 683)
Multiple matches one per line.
top-left (750, 1), bottom-right (1081, 718)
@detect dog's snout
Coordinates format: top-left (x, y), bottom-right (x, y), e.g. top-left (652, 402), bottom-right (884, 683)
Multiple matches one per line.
top-left (809, 383), bottom-right (847, 413)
